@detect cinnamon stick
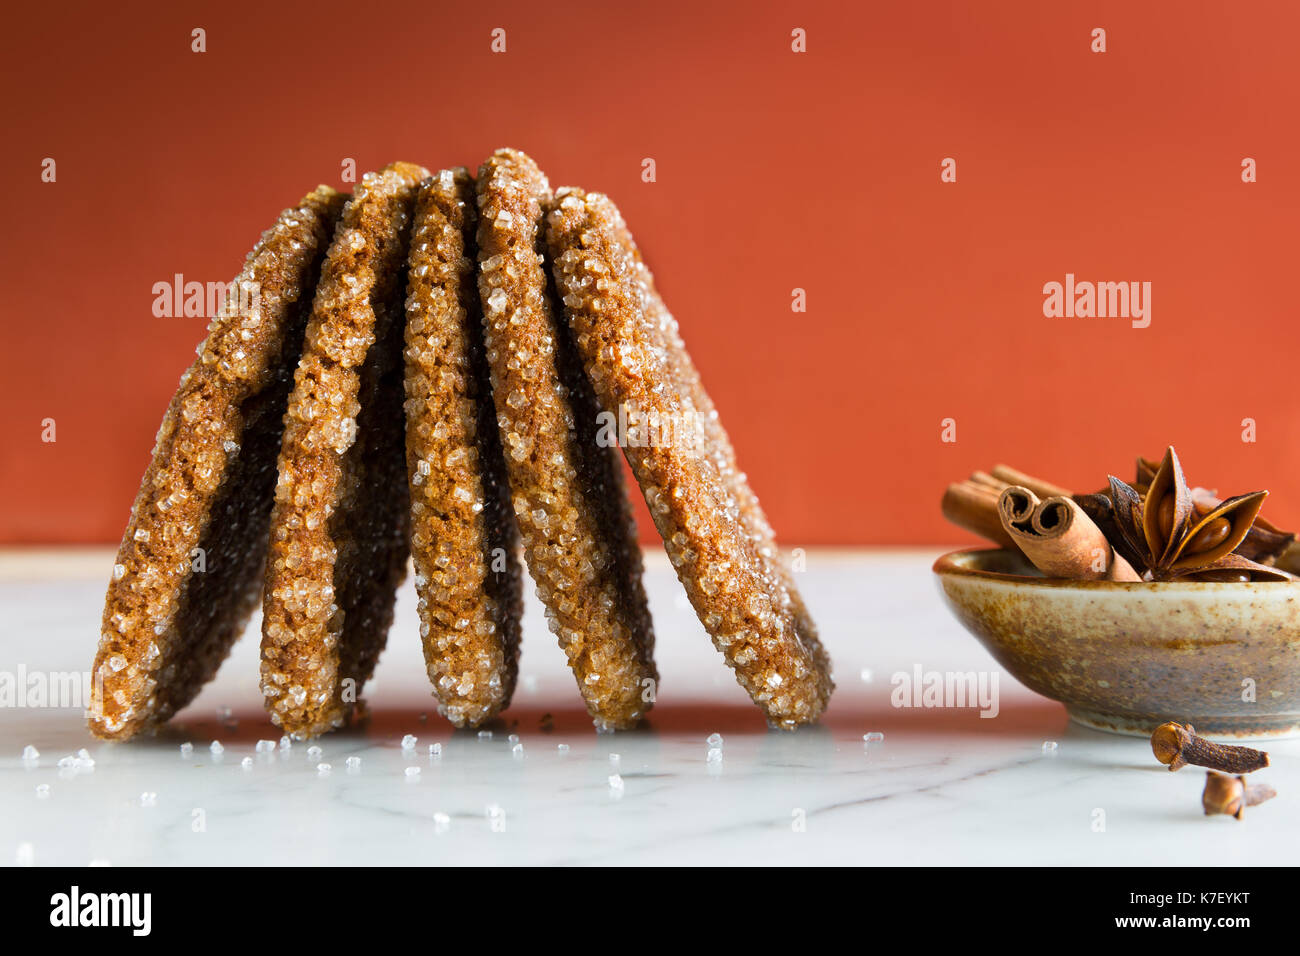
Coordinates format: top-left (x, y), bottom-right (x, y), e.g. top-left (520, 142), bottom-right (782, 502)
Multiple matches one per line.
top-left (969, 471), bottom-right (1009, 492)
top-left (997, 486), bottom-right (1140, 581)
top-left (998, 484), bottom-right (1038, 530)
top-left (942, 479), bottom-right (1017, 549)
top-left (990, 465), bottom-right (1073, 500)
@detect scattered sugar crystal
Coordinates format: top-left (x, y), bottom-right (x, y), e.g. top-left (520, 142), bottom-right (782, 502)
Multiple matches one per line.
top-left (706, 733), bottom-right (723, 748)
top-left (1042, 741), bottom-right (1059, 754)
top-left (345, 756), bottom-right (361, 771)
top-left (707, 748), bottom-right (723, 765)
top-left (557, 744), bottom-right (570, 753)
top-left (307, 745), bottom-right (323, 760)
top-left (209, 741), bottom-right (224, 755)
top-left (180, 742), bottom-right (194, 757)
top-left (21, 745), bottom-right (39, 761)
top-left (15, 843), bottom-right (34, 867)
top-left (35, 784), bottom-right (49, 799)
top-left (608, 774), bottom-right (625, 793)
top-left (241, 757), bottom-right (254, 771)
top-left (140, 792), bottom-right (157, 807)
top-left (401, 734), bottom-right (418, 751)
top-left (317, 763), bottom-right (332, 775)
top-left (279, 736), bottom-right (292, 751)
top-left (864, 732), bottom-right (885, 743)
top-left (512, 743), bottom-right (524, 757)
top-left (429, 743), bottom-right (442, 757)
top-left (405, 766), bottom-right (421, 778)
top-left (433, 812), bottom-right (450, 833)
top-left (477, 730), bottom-right (492, 740)
top-left (256, 739), bottom-right (276, 753)
top-left (507, 734), bottom-right (520, 744)
top-left (57, 756), bottom-right (76, 769)
top-left (860, 668), bottom-right (873, 682)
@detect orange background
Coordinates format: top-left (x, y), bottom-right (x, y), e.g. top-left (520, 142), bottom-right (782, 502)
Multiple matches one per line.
top-left (3, 0), bottom-right (1299, 546)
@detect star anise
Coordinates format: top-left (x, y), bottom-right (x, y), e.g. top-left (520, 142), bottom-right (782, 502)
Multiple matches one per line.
top-left (1133, 456), bottom-right (1295, 564)
top-left (1097, 446), bottom-right (1292, 582)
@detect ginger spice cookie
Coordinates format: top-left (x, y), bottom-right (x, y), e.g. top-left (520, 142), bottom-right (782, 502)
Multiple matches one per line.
top-left (476, 149), bottom-right (657, 731)
top-left (404, 169), bottom-right (524, 727)
top-left (545, 188), bottom-right (833, 729)
top-left (261, 162), bottom-right (428, 738)
top-left (90, 186), bottom-right (346, 740)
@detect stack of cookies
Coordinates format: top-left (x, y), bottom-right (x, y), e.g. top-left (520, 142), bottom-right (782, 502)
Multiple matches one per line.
top-left (89, 149), bottom-right (833, 741)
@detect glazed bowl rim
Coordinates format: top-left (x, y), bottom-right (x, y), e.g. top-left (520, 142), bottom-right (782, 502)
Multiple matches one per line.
top-left (933, 547), bottom-right (1300, 591)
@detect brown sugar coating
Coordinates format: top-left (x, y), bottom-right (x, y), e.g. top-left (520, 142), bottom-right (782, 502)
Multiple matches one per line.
top-left (634, 224), bottom-right (830, 685)
top-left (90, 186), bottom-right (346, 740)
top-left (404, 169), bottom-right (524, 727)
top-left (261, 162), bottom-right (428, 738)
top-left (545, 188), bottom-right (833, 729)
top-left (476, 149), bottom-right (657, 731)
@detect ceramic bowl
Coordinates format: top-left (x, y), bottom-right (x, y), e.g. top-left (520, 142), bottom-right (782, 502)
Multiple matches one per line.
top-left (933, 548), bottom-right (1300, 738)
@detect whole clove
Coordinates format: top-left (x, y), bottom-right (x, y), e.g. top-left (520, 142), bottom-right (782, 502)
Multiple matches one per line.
top-left (1149, 721), bottom-right (1269, 773)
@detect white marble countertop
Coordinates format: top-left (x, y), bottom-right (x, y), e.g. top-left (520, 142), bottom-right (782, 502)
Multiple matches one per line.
top-left (2, 547), bottom-right (1293, 866)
